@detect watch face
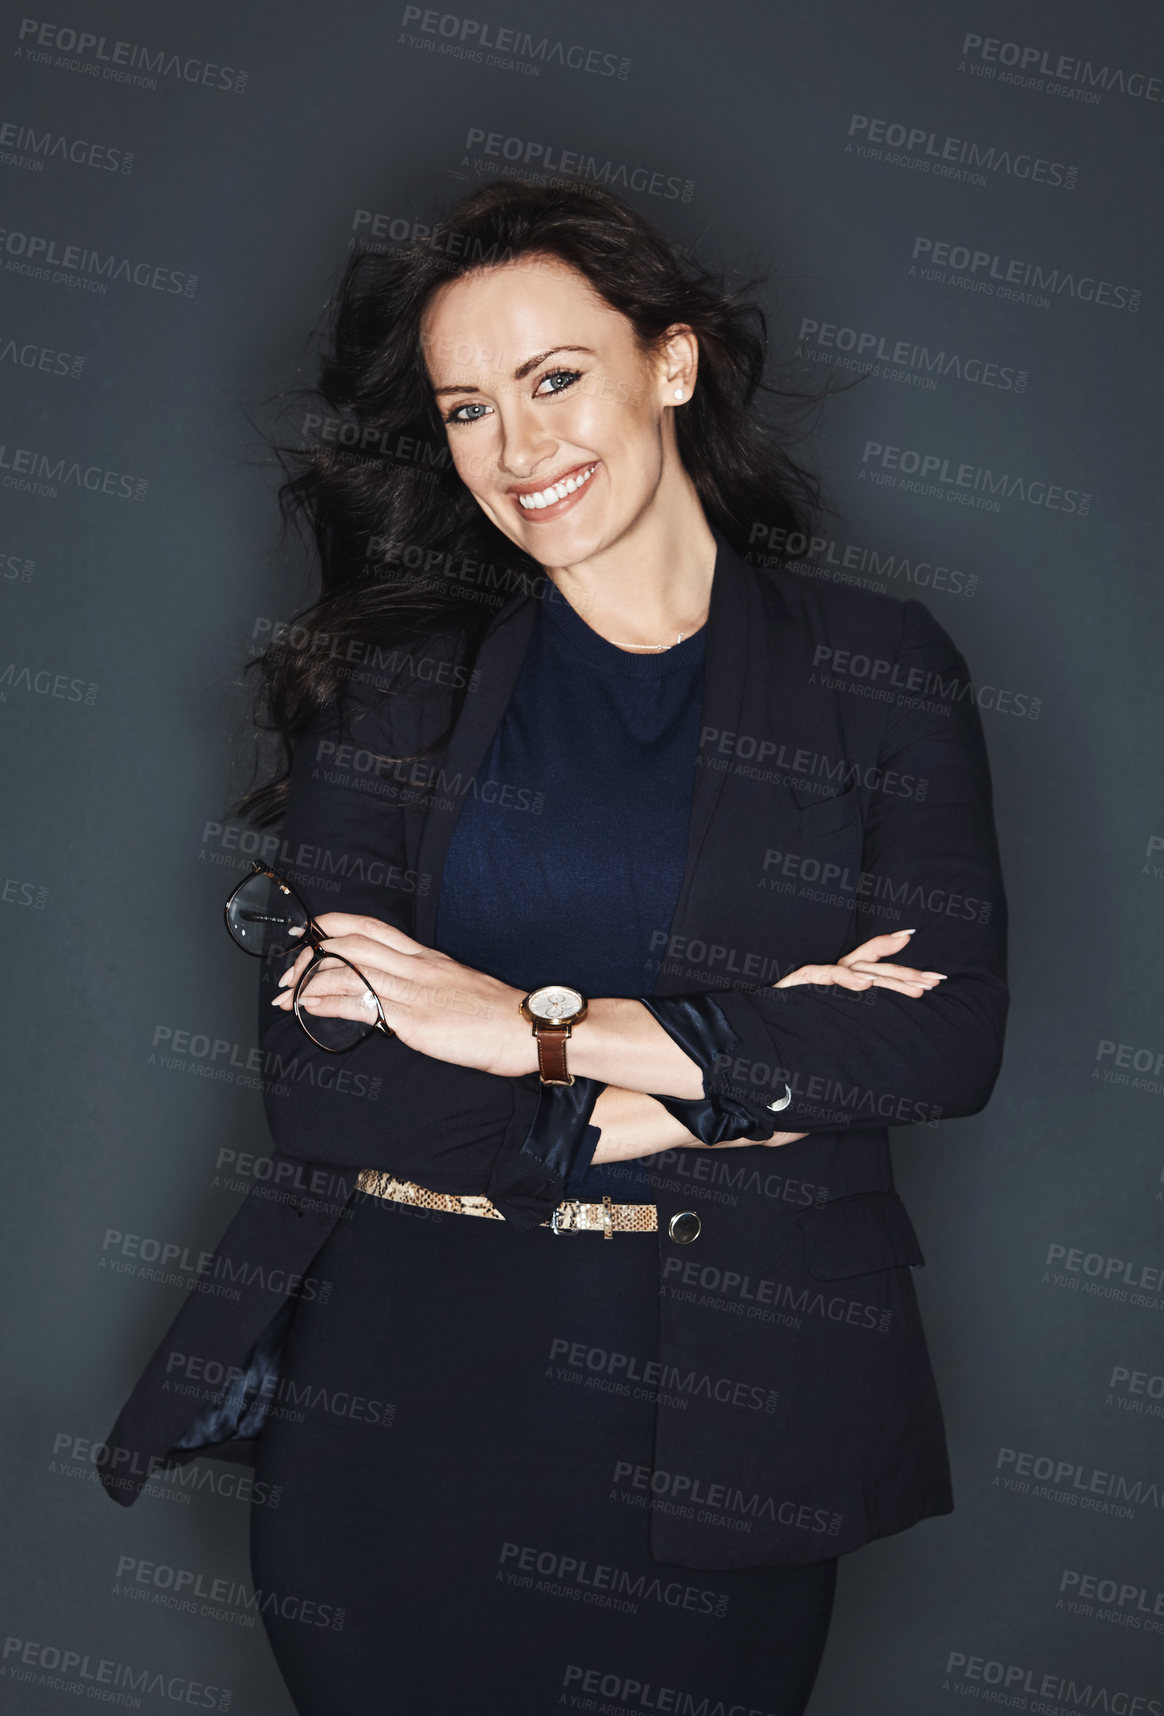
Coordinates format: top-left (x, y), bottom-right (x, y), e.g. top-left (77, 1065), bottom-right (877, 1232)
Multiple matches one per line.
top-left (527, 985), bottom-right (584, 1022)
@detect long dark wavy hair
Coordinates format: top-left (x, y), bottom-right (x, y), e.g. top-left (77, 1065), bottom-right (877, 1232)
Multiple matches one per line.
top-left (233, 177), bottom-right (827, 826)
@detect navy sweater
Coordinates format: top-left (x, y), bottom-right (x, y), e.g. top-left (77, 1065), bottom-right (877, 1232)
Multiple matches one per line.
top-left (434, 581), bottom-right (706, 1196)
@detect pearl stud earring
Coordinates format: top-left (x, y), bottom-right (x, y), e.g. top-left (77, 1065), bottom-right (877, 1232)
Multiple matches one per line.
top-left (673, 388), bottom-right (685, 399)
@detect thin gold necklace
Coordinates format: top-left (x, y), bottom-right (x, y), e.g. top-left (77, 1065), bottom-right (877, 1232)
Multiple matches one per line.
top-left (607, 617), bottom-right (708, 651)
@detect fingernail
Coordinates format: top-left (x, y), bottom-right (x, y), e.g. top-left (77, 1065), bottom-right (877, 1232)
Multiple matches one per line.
top-left (900, 928), bottom-right (916, 935)
top-left (277, 971), bottom-right (292, 987)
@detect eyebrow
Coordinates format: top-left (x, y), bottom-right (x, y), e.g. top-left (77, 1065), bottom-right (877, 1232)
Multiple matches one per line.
top-left (432, 346), bottom-right (596, 399)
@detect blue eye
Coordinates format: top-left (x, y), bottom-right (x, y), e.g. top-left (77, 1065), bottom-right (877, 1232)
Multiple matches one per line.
top-left (445, 401), bottom-right (490, 426)
top-left (536, 368), bottom-right (582, 396)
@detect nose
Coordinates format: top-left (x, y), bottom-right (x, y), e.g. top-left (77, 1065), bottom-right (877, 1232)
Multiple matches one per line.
top-left (496, 398), bottom-right (558, 483)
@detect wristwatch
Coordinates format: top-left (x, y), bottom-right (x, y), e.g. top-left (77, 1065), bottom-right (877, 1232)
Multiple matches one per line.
top-left (519, 984), bottom-right (589, 1085)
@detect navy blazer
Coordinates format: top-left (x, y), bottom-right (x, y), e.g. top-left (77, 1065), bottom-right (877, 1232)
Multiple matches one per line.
top-left (100, 527), bottom-right (1008, 1570)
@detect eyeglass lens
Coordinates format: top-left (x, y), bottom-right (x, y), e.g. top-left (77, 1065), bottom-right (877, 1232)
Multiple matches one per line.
top-left (225, 870), bottom-right (311, 958)
top-left (295, 954), bottom-right (379, 1053)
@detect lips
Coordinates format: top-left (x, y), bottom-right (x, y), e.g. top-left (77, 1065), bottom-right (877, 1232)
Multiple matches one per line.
top-left (509, 461), bottom-right (599, 520)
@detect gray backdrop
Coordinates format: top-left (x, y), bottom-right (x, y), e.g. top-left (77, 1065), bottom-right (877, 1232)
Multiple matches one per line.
top-left (3, 0), bottom-right (1162, 1710)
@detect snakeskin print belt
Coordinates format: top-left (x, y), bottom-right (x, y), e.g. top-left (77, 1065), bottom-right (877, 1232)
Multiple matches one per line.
top-left (356, 1169), bottom-right (658, 1236)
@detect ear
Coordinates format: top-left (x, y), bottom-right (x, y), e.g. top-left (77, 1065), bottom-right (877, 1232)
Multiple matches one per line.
top-left (654, 324), bottom-right (699, 407)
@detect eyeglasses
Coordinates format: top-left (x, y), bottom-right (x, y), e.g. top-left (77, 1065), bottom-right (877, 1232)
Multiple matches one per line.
top-left (223, 861), bottom-right (394, 1054)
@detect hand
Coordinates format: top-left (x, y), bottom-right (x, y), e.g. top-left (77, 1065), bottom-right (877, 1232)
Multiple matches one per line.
top-left (774, 929), bottom-right (945, 998)
top-left (714, 929), bottom-right (941, 1144)
top-left (714, 1129), bottom-right (809, 1150)
top-left (270, 913), bottom-right (537, 1077)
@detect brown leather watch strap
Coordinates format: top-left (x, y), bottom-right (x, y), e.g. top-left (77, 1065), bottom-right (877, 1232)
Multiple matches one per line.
top-left (535, 1022), bottom-right (573, 1085)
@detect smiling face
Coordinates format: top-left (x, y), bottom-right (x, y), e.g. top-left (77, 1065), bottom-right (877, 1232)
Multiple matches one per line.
top-left (420, 254), bottom-right (695, 567)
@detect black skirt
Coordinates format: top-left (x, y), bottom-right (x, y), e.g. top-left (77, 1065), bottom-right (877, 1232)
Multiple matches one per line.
top-left (250, 1189), bottom-right (837, 1716)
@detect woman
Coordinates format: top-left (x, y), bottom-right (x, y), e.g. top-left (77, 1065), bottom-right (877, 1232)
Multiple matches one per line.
top-left (102, 180), bottom-right (1008, 1716)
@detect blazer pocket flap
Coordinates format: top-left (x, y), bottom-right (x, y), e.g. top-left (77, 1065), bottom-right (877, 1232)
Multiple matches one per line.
top-left (797, 1190), bottom-right (925, 1279)
top-left (796, 785), bottom-right (860, 836)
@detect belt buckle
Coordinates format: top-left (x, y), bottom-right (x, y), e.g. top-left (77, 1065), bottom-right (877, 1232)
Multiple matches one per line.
top-left (550, 1205), bottom-right (570, 1236)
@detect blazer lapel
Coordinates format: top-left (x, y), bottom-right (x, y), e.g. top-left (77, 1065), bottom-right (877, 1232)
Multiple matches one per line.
top-left (651, 530), bottom-right (754, 991)
top-left (412, 588), bottom-right (537, 944)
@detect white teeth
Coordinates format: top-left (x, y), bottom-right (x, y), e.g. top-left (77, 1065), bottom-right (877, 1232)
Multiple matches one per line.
top-left (517, 463), bottom-right (596, 510)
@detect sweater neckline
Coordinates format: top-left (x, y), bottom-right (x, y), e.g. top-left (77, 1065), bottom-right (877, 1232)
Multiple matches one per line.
top-left (538, 583), bottom-right (706, 679)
